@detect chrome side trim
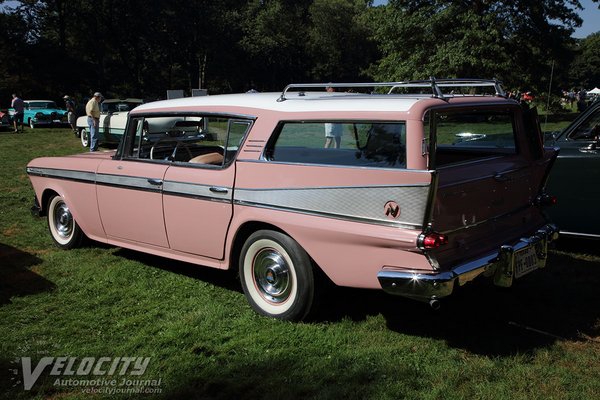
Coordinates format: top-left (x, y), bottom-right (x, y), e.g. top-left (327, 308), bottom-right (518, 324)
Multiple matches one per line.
top-left (557, 230), bottom-right (600, 239)
top-left (234, 184), bottom-right (430, 227)
top-left (233, 199), bottom-right (422, 229)
top-left (27, 167), bottom-right (95, 183)
top-left (163, 181), bottom-right (232, 203)
top-left (26, 167), bottom-right (232, 202)
top-left (96, 174), bottom-right (161, 192)
top-left (378, 223), bottom-right (559, 302)
top-left (27, 166), bottom-right (428, 226)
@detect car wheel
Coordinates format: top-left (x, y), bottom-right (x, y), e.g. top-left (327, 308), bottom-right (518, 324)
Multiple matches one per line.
top-left (29, 119), bottom-right (35, 129)
top-left (81, 128), bottom-right (89, 147)
top-left (47, 195), bottom-right (84, 249)
top-left (239, 230), bottom-right (314, 321)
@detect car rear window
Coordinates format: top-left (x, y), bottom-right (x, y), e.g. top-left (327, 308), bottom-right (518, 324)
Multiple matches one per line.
top-left (432, 109), bottom-right (518, 166)
top-left (266, 121), bottom-right (406, 169)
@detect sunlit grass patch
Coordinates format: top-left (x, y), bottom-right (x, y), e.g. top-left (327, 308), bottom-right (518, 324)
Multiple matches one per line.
top-left (1, 128), bottom-right (599, 400)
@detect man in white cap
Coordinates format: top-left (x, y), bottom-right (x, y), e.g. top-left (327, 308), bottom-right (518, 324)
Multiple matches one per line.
top-left (85, 92), bottom-right (102, 151)
top-left (63, 95), bottom-right (77, 134)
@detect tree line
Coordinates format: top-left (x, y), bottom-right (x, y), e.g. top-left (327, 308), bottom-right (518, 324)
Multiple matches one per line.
top-left (0, 0), bottom-right (598, 107)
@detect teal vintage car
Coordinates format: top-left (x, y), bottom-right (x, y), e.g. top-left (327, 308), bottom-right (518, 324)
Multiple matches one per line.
top-left (21, 100), bottom-right (68, 128)
top-left (545, 100), bottom-right (600, 238)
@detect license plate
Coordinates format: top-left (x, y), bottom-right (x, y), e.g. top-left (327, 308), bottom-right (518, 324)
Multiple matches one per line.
top-left (514, 246), bottom-right (539, 278)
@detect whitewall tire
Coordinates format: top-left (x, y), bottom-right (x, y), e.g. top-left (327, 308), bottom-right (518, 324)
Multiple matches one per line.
top-left (47, 195), bottom-right (84, 249)
top-left (81, 128), bottom-right (89, 147)
top-left (239, 230), bottom-right (314, 321)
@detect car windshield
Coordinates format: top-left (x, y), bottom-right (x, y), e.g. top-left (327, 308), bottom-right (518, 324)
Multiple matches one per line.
top-left (28, 101), bottom-right (58, 109)
top-left (101, 101), bottom-right (142, 113)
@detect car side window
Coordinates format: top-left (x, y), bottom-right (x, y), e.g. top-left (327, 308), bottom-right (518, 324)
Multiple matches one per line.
top-left (266, 121), bottom-right (407, 169)
top-left (568, 109), bottom-right (600, 140)
top-left (120, 114), bottom-right (252, 167)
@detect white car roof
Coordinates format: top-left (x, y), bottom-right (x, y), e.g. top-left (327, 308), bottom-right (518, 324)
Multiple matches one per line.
top-left (133, 92), bottom-right (436, 114)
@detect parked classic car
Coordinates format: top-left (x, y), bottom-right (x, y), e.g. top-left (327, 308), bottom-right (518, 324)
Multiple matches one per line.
top-left (9, 100), bottom-right (69, 129)
top-left (76, 98), bottom-right (143, 147)
top-left (0, 110), bottom-right (10, 130)
top-left (545, 99), bottom-right (600, 238)
top-left (27, 79), bottom-right (559, 320)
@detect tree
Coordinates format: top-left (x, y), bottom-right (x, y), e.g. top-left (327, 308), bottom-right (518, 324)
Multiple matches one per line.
top-left (367, 0), bottom-right (583, 95)
top-left (307, 0), bottom-right (376, 82)
top-left (0, 10), bottom-right (29, 106)
top-left (569, 32), bottom-right (600, 90)
top-left (238, 0), bottom-right (314, 91)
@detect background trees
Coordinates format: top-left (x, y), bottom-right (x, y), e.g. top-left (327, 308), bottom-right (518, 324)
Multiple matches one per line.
top-left (368, 0), bottom-right (586, 95)
top-left (0, 0), bottom-right (597, 106)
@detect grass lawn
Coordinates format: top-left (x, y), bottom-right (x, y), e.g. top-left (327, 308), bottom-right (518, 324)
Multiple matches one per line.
top-left (1, 126), bottom-right (599, 400)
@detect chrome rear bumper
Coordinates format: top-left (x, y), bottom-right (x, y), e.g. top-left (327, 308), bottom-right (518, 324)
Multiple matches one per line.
top-left (377, 224), bottom-right (559, 302)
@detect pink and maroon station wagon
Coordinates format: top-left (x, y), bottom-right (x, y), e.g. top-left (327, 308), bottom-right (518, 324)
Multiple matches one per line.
top-left (27, 79), bottom-right (559, 320)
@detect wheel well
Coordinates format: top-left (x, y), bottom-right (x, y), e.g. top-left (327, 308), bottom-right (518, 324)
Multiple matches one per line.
top-left (229, 221), bottom-right (334, 287)
top-left (40, 189), bottom-right (59, 216)
top-left (229, 222), bottom-right (284, 274)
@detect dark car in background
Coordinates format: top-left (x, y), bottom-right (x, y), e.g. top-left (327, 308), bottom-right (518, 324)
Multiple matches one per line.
top-left (0, 110), bottom-right (10, 130)
top-left (545, 100), bottom-right (600, 238)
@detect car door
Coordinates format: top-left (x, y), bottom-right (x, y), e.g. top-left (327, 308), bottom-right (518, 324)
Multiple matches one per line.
top-left (546, 103), bottom-right (600, 236)
top-left (96, 117), bottom-right (170, 247)
top-left (162, 118), bottom-right (251, 259)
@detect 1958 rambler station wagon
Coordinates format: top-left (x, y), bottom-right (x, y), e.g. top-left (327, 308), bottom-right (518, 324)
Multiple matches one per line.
top-left (27, 79), bottom-right (559, 320)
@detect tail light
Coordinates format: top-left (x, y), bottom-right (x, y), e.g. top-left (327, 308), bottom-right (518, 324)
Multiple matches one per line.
top-left (418, 231), bottom-right (448, 250)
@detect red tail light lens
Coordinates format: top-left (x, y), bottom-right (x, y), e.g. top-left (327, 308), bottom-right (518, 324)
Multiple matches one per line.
top-left (419, 232), bottom-right (448, 249)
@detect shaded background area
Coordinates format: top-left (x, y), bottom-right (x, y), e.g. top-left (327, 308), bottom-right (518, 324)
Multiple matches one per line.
top-left (0, 0), bottom-right (598, 107)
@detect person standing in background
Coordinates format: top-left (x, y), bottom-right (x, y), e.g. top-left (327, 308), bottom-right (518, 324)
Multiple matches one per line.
top-left (324, 85), bottom-right (343, 148)
top-left (11, 93), bottom-right (24, 133)
top-left (85, 92), bottom-right (102, 152)
top-left (63, 95), bottom-right (77, 134)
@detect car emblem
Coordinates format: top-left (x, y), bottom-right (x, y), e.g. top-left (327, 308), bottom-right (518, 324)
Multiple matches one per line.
top-left (384, 201), bottom-right (401, 220)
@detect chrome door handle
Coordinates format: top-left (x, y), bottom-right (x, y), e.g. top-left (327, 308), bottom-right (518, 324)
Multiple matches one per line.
top-left (209, 187), bottom-right (228, 194)
top-left (147, 178), bottom-right (163, 186)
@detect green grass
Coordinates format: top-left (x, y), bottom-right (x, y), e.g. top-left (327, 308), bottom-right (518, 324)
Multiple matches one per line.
top-left (1, 127), bottom-right (600, 400)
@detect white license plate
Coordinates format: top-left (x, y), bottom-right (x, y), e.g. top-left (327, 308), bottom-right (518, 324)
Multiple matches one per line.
top-left (514, 246), bottom-right (539, 278)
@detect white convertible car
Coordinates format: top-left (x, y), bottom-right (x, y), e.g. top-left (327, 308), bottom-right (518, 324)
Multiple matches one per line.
top-left (76, 98), bottom-right (143, 147)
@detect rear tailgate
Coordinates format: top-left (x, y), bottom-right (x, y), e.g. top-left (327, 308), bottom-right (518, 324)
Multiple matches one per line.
top-left (425, 106), bottom-right (557, 269)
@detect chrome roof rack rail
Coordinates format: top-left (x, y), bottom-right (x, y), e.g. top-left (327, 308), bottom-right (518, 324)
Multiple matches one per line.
top-left (277, 82), bottom-right (401, 102)
top-left (277, 78), bottom-right (506, 102)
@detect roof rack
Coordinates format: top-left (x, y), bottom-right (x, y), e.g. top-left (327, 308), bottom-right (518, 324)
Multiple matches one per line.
top-left (277, 77), bottom-right (506, 102)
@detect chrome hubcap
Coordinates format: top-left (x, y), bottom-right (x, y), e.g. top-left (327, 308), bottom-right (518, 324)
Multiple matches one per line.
top-left (54, 202), bottom-right (73, 239)
top-left (253, 248), bottom-right (291, 303)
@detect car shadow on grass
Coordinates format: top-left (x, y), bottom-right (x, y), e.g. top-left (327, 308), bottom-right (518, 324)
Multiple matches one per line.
top-left (112, 244), bottom-right (600, 357)
top-left (311, 250), bottom-right (600, 357)
top-left (0, 243), bottom-right (55, 305)
top-left (112, 248), bottom-right (242, 293)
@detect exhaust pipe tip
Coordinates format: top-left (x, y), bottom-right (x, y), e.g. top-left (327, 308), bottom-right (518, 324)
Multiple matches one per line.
top-left (429, 298), bottom-right (441, 310)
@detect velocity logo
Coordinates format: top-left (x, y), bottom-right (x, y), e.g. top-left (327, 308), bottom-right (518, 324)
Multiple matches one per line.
top-left (18, 357), bottom-right (151, 390)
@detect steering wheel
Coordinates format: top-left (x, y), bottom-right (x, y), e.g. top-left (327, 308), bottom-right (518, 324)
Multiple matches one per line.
top-left (150, 137), bottom-right (176, 160)
top-left (170, 142), bottom-right (193, 161)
